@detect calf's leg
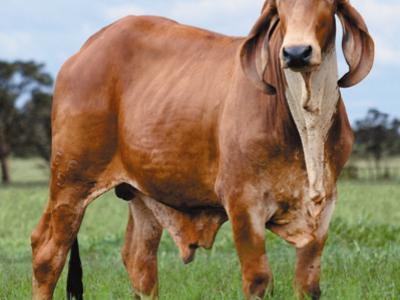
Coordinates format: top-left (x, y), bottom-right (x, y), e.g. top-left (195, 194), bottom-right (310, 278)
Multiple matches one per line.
top-left (121, 199), bottom-right (162, 299)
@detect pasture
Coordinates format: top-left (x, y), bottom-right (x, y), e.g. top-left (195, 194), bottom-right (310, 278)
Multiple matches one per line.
top-left (1, 158), bottom-right (400, 299)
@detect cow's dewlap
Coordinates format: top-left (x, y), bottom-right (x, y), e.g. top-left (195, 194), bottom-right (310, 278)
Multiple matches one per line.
top-left (284, 47), bottom-right (339, 206)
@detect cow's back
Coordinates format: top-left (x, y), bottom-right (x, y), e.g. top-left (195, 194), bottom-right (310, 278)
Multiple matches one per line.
top-left (52, 16), bottom-right (242, 207)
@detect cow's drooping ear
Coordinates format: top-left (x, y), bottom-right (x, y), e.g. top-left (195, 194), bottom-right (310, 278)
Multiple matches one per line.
top-left (240, 1), bottom-right (279, 95)
top-left (337, 0), bottom-right (374, 88)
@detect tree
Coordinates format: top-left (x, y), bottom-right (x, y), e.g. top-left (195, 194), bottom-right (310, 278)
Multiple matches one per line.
top-left (388, 118), bottom-right (400, 155)
top-left (0, 60), bottom-right (53, 184)
top-left (354, 109), bottom-right (389, 163)
top-left (18, 90), bottom-right (52, 161)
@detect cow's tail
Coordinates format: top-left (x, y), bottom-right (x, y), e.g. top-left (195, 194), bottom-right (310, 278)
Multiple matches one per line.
top-left (67, 238), bottom-right (84, 300)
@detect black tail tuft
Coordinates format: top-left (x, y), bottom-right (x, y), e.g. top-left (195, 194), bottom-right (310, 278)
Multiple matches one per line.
top-left (67, 238), bottom-right (84, 300)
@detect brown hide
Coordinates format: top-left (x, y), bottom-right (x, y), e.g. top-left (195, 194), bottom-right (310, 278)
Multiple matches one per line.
top-left (31, 1), bottom-right (372, 297)
top-left (52, 15), bottom-right (351, 248)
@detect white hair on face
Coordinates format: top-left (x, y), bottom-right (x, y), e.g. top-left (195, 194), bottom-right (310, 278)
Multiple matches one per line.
top-left (284, 47), bottom-right (339, 205)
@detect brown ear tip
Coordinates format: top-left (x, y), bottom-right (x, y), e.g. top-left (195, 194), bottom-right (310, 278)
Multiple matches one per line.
top-left (337, 77), bottom-right (349, 88)
top-left (338, 77), bottom-right (358, 88)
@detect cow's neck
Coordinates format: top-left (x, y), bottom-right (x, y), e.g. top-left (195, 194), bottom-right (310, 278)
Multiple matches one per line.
top-left (283, 47), bottom-right (339, 204)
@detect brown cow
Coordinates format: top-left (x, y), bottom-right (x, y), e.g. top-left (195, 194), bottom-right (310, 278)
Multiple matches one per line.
top-left (31, 0), bottom-right (374, 299)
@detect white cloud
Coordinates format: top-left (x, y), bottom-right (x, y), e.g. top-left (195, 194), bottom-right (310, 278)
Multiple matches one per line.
top-left (351, 0), bottom-right (400, 65)
top-left (0, 31), bottom-right (33, 58)
top-left (374, 38), bottom-right (399, 65)
top-left (100, 0), bottom-right (261, 35)
top-left (168, 0), bottom-right (259, 34)
top-left (352, 0), bottom-right (400, 26)
top-left (170, 0), bottom-right (254, 21)
top-left (103, 4), bottom-right (147, 21)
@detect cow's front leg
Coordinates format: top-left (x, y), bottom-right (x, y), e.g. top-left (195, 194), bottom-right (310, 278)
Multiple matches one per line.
top-left (226, 198), bottom-right (273, 299)
top-left (294, 238), bottom-right (326, 300)
top-left (294, 197), bottom-right (336, 300)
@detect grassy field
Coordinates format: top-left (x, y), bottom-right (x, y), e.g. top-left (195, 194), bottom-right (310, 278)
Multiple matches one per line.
top-left (1, 158), bottom-right (400, 299)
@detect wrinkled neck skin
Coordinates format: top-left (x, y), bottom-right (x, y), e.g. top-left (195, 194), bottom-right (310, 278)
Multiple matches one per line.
top-left (284, 46), bottom-right (339, 206)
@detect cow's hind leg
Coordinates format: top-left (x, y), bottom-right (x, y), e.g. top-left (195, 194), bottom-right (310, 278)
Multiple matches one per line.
top-left (121, 198), bottom-right (162, 299)
top-left (31, 182), bottom-right (92, 300)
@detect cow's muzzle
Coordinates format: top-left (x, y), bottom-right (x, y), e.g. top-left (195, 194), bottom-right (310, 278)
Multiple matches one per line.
top-left (282, 45), bottom-right (313, 70)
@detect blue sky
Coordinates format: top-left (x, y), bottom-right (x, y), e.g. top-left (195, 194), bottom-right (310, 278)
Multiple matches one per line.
top-left (1, 0), bottom-right (399, 123)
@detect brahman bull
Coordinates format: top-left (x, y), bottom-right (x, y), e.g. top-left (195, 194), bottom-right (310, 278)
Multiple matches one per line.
top-left (31, 0), bottom-right (374, 299)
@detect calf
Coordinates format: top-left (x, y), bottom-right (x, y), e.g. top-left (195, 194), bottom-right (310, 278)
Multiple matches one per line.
top-left (31, 0), bottom-right (373, 299)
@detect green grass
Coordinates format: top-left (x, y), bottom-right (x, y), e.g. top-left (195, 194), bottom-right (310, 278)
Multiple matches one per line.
top-left (1, 158), bottom-right (400, 299)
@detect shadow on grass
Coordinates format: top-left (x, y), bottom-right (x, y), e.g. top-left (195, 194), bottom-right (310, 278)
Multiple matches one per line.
top-left (1, 181), bottom-right (49, 189)
top-left (0, 236), bottom-right (124, 265)
top-left (0, 252), bottom-right (32, 264)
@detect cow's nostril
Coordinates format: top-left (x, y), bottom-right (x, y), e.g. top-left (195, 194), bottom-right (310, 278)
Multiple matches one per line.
top-left (303, 46), bottom-right (313, 60)
top-left (282, 45), bottom-right (313, 68)
top-left (282, 47), bottom-right (291, 60)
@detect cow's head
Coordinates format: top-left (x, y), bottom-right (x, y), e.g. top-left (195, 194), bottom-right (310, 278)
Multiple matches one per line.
top-left (240, 0), bottom-right (374, 94)
top-left (241, 0), bottom-right (375, 207)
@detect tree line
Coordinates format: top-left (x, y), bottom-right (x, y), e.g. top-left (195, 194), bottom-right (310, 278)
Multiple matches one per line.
top-left (353, 109), bottom-right (400, 164)
top-left (0, 59), bottom-right (400, 184)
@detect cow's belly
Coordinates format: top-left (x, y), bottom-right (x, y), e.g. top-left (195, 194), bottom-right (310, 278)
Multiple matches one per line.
top-left (118, 117), bottom-right (220, 208)
top-left (125, 152), bottom-right (220, 208)
top-left (116, 70), bottom-right (225, 208)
